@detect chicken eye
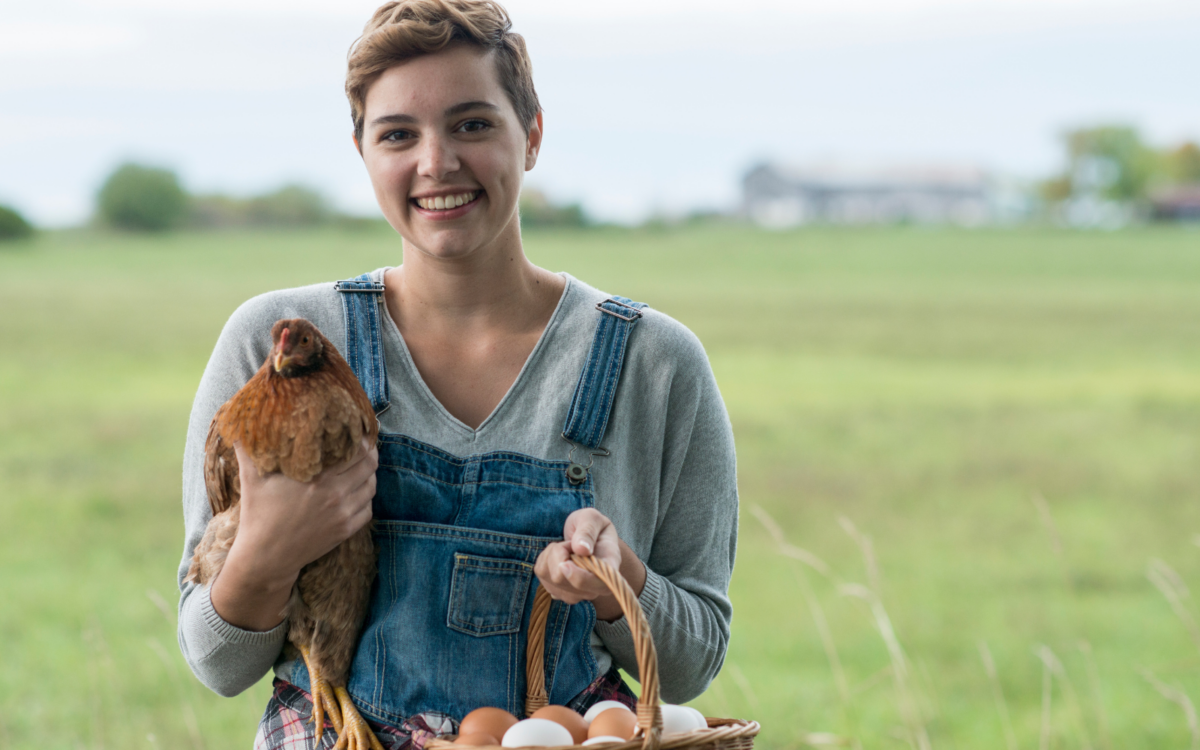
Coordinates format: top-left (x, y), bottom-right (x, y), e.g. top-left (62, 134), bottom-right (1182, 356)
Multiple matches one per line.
top-left (302, 336), bottom-right (310, 345)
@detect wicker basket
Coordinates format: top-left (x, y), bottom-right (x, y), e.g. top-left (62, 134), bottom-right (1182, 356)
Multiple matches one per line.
top-left (428, 554), bottom-right (759, 750)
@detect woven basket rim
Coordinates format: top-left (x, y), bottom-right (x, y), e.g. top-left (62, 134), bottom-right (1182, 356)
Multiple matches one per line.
top-left (426, 718), bottom-right (761, 750)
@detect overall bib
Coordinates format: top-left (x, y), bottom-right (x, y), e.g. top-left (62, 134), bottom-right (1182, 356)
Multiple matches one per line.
top-left (287, 274), bottom-right (647, 730)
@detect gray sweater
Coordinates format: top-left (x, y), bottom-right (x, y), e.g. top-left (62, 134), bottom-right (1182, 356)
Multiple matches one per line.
top-left (177, 271), bottom-right (738, 705)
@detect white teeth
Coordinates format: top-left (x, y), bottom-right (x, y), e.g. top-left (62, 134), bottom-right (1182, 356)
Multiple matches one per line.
top-left (416, 191), bottom-right (477, 210)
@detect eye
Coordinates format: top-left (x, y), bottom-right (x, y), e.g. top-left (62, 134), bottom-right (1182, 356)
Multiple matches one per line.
top-left (301, 336), bottom-right (310, 345)
top-left (382, 129), bottom-right (414, 142)
top-left (458, 119), bottom-right (492, 134)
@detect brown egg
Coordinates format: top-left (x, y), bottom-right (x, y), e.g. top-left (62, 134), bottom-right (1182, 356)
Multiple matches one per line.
top-left (587, 708), bottom-right (637, 741)
top-left (531, 705), bottom-right (589, 744)
top-left (460, 707), bottom-right (519, 744)
top-left (456, 733), bottom-right (500, 746)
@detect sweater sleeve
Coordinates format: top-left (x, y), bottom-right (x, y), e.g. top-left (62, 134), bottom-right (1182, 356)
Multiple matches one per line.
top-left (593, 318), bottom-right (738, 704)
top-left (176, 295), bottom-right (290, 697)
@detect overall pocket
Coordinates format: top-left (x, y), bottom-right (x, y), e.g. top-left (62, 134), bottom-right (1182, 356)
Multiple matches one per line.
top-left (447, 553), bottom-right (534, 637)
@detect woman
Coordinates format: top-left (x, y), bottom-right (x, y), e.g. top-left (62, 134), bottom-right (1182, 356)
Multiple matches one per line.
top-left (176, 2), bottom-right (738, 748)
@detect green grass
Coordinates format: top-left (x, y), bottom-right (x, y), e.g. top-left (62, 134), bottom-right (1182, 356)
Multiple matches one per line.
top-left (3, 224), bottom-right (1200, 749)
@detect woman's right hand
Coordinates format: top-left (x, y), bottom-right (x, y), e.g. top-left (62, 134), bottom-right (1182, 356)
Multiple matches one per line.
top-left (210, 438), bottom-right (378, 631)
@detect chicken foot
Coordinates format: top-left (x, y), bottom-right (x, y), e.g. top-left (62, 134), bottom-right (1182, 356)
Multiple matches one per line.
top-left (299, 644), bottom-right (344, 745)
top-left (331, 685), bottom-right (386, 750)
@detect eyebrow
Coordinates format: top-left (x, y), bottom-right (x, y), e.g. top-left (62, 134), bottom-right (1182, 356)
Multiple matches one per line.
top-left (370, 101), bottom-right (500, 128)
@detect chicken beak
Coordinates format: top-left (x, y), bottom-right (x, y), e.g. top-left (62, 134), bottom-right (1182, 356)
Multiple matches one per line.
top-left (274, 352), bottom-right (291, 372)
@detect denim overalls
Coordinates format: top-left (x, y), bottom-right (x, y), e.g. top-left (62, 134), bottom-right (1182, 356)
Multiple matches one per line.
top-left (289, 274), bottom-right (647, 729)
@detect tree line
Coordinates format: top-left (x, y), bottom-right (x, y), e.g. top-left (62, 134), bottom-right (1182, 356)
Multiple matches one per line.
top-left (1040, 126), bottom-right (1200, 205)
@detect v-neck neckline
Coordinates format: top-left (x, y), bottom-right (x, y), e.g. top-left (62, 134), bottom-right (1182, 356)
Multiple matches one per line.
top-left (375, 269), bottom-right (574, 438)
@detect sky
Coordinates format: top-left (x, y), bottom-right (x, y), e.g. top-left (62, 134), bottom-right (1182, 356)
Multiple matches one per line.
top-left (1, 0), bottom-right (1198, 225)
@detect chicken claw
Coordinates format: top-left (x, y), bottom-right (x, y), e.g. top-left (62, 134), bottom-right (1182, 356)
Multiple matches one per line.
top-left (331, 685), bottom-right (385, 750)
top-left (300, 643), bottom-right (344, 744)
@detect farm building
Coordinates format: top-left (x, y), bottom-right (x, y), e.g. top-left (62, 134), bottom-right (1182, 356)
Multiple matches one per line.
top-left (742, 161), bottom-right (1014, 227)
top-left (1150, 185), bottom-right (1200, 221)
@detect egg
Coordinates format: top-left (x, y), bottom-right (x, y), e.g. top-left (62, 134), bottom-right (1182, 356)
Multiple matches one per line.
top-left (583, 701), bottom-right (632, 725)
top-left (461, 708), bottom-right (520, 744)
top-left (659, 704), bottom-right (704, 736)
top-left (530, 705), bottom-right (589, 744)
top-left (501, 718), bottom-right (575, 748)
top-left (582, 738), bottom-right (628, 746)
top-left (682, 706), bottom-right (707, 730)
top-left (587, 708), bottom-right (637, 741)
top-left (456, 733), bottom-right (501, 746)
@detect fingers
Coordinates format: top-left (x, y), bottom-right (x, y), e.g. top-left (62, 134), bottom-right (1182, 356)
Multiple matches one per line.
top-left (535, 541), bottom-right (611, 604)
top-left (564, 508), bottom-right (610, 557)
top-left (335, 438), bottom-right (377, 476)
top-left (232, 442), bottom-right (262, 483)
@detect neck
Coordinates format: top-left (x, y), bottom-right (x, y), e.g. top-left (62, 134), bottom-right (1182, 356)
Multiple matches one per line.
top-left (385, 220), bottom-right (563, 334)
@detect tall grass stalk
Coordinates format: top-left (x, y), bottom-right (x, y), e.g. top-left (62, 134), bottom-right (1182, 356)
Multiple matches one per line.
top-left (751, 505), bottom-right (862, 750)
top-left (146, 588), bottom-right (177, 626)
top-left (707, 672), bottom-right (734, 718)
top-left (978, 641), bottom-right (1019, 750)
top-left (1031, 492), bottom-right (1072, 591)
top-left (838, 517), bottom-right (881, 596)
top-left (727, 662), bottom-right (764, 717)
top-left (1147, 559), bottom-right (1200, 654)
top-left (1038, 655), bottom-right (1052, 750)
top-left (797, 732), bottom-right (853, 747)
top-left (838, 517), bottom-right (931, 750)
top-left (839, 583), bottom-right (931, 750)
top-left (1035, 645), bottom-right (1093, 750)
top-left (1138, 668), bottom-right (1200, 750)
top-left (148, 638), bottom-right (206, 750)
top-left (1077, 641), bottom-right (1111, 750)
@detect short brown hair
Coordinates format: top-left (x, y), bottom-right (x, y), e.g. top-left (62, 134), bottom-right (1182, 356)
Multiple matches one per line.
top-left (346, 0), bottom-right (540, 145)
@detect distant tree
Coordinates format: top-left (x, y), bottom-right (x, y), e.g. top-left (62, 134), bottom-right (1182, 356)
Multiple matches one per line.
top-left (0, 204), bottom-right (34, 241)
top-left (519, 188), bottom-right (587, 228)
top-left (1164, 142), bottom-right (1200, 185)
top-left (97, 163), bottom-right (188, 231)
top-left (246, 185), bottom-right (330, 226)
top-left (189, 185), bottom-right (331, 228)
top-left (1062, 126), bottom-right (1156, 201)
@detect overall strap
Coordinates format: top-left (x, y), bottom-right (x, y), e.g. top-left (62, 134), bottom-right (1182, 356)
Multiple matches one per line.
top-left (334, 274), bottom-right (391, 415)
top-left (561, 296), bottom-right (648, 450)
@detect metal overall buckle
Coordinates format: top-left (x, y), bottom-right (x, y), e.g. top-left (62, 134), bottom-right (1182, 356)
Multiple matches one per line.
top-left (561, 434), bottom-right (609, 485)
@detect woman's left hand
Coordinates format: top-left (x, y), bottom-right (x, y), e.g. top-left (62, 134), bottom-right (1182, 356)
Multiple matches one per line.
top-left (535, 509), bottom-right (638, 617)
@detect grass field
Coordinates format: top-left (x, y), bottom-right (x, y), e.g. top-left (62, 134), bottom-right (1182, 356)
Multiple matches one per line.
top-left (3, 224), bottom-right (1200, 749)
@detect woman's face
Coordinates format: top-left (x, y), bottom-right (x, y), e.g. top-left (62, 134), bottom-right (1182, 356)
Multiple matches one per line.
top-left (359, 44), bottom-right (541, 261)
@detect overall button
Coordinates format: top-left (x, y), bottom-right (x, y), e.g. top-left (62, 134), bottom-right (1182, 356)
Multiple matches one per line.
top-left (566, 464), bottom-right (588, 484)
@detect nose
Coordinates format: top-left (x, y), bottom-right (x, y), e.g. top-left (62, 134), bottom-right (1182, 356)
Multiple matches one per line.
top-left (416, 132), bottom-right (460, 180)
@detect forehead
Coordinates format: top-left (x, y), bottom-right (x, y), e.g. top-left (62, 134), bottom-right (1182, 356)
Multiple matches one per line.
top-left (363, 45), bottom-right (509, 124)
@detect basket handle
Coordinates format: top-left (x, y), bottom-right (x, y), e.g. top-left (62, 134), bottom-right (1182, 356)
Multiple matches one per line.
top-left (525, 553), bottom-right (662, 750)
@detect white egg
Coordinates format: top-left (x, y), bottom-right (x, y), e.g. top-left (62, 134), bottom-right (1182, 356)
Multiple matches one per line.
top-left (502, 718), bottom-right (574, 748)
top-left (682, 706), bottom-right (707, 730)
top-left (582, 738), bottom-right (628, 746)
top-left (583, 701), bottom-right (633, 725)
top-left (659, 705), bottom-right (704, 736)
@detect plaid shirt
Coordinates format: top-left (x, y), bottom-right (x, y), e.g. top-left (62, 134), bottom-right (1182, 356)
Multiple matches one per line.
top-left (253, 668), bottom-right (637, 750)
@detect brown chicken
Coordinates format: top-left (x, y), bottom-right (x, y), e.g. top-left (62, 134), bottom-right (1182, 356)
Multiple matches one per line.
top-left (186, 318), bottom-right (384, 750)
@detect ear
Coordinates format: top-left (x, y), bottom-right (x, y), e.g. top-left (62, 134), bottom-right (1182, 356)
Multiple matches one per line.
top-left (525, 111), bottom-right (544, 171)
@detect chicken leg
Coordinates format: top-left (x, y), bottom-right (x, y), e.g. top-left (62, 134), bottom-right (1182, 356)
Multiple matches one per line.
top-left (331, 685), bottom-right (385, 750)
top-left (300, 644), bottom-right (343, 744)
top-left (298, 643), bottom-right (383, 750)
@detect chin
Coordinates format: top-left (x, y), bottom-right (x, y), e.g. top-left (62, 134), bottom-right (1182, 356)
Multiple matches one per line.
top-left (406, 229), bottom-right (485, 259)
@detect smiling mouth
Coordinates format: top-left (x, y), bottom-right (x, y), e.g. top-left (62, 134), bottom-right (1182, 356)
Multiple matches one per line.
top-left (411, 190), bottom-right (481, 211)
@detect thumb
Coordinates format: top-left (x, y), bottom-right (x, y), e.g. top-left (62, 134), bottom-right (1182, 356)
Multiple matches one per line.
top-left (566, 511), bottom-right (608, 557)
top-left (232, 442), bottom-right (261, 480)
